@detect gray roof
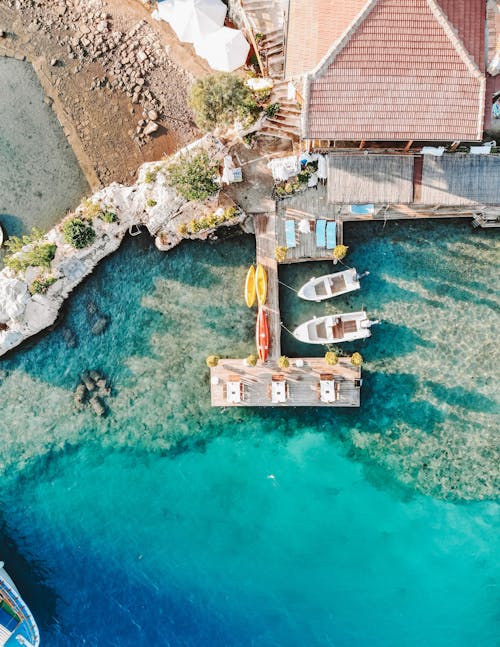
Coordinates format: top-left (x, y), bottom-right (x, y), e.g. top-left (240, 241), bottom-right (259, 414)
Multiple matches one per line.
top-left (328, 154), bottom-right (414, 204)
top-left (421, 155), bottom-right (500, 205)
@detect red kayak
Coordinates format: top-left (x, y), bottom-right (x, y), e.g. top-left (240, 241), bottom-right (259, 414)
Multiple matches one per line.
top-left (256, 307), bottom-right (270, 362)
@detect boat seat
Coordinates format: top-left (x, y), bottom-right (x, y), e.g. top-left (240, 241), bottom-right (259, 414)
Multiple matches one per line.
top-left (315, 282), bottom-right (328, 297)
top-left (329, 276), bottom-right (346, 292)
top-left (316, 322), bottom-right (328, 339)
top-left (331, 322), bottom-right (344, 339)
top-left (343, 320), bottom-right (357, 333)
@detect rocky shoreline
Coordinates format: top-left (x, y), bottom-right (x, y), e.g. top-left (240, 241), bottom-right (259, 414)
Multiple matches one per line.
top-left (0, 135), bottom-right (249, 357)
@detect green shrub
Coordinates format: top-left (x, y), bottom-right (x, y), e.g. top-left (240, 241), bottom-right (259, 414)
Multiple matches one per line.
top-left (146, 199), bottom-right (157, 208)
top-left (177, 223), bottom-right (188, 236)
top-left (4, 228), bottom-right (45, 254)
top-left (80, 199), bottom-right (103, 219)
top-left (4, 243), bottom-right (57, 273)
top-left (166, 151), bottom-right (219, 201)
top-left (101, 211), bottom-right (118, 223)
top-left (63, 218), bottom-right (96, 249)
top-left (29, 275), bottom-right (57, 295)
top-left (189, 73), bottom-right (259, 132)
top-left (144, 169), bottom-right (157, 184)
top-left (265, 103), bottom-right (280, 118)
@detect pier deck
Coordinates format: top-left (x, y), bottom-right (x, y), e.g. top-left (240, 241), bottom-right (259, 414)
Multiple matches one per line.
top-left (210, 358), bottom-right (361, 407)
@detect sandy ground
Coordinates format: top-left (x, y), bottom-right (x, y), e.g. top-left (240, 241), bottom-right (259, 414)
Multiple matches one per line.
top-left (0, 0), bottom-right (213, 190)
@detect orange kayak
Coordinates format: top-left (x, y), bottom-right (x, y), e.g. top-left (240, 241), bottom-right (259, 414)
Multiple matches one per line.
top-left (245, 265), bottom-right (256, 308)
top-left (256, 307), bottom-right (270, 362)
top-left (256, 263), bottom-right (267, 306)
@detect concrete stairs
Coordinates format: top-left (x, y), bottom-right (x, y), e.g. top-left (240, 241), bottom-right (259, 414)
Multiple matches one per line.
top-left (259, 80), bottom-right (302, 141)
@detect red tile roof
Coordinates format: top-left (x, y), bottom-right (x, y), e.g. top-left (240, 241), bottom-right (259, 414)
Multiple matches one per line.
top-left (437, 0), bottom-right (486, 70)
top-left (305, 0), bottom-right (485, 141)
top-left (285, 0), bottom-right (368, 79)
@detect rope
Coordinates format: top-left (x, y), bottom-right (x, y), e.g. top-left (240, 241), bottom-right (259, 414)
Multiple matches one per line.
top-left (277, 279), bottom-right (298, 293)
top-left (280, 321), bottom-right (295, 336)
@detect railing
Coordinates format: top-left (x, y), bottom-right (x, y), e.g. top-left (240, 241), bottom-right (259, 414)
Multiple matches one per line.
top-left (0, 579), bottom-right (40, 647)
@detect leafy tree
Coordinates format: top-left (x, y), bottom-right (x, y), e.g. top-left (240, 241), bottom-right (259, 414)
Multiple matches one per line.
top-left (167, 151), bottom-right (219, 201)
top-left (189, 73), bottom-right (259, 132)
top-left (63, 218), bottom-right (96, 249)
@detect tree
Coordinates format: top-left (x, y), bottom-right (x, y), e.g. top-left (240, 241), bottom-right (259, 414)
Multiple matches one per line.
top-left (189, 73), bottom-right (258, 132)
top-left (325, 351), bottom-right (338, 366)
top-left (351, 352), bottom-right (363, 367)
top-left (167, 151), bottom-right (219, 201)
top-left (206, 355), bottom-right (220, 368)
top-left (278, 355), bottom-right (290, 369)
top-left (63, 218), bottom-right (96, 249)
top-left (333, 245), bottom-right (349, 262)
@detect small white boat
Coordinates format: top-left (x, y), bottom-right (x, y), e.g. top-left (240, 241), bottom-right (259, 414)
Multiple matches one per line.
top-left (297, 268), bottom-right (366, 301)
top-left (293, 311), bottom-right (379, 344)
top-left (0, 224), bottom-right (4, 246)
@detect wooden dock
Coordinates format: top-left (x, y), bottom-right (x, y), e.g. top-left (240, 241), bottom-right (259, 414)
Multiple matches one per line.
top-left (210, 358), bottom-right (361, 407)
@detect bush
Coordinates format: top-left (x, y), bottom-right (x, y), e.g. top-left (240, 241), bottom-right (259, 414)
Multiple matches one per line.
top-left (189, 73), bottom-right (259, 132)
top-left (325, 351), bottom-right (338, 366)
top-left (278, 356), bottom-right (290, 369)
top-left (4, 242), bottom-right (57, 273)
top-left (206, 355), bottom-right (220, 368)
top-left (80, 199), bottom-right (103, 220)
top-left (101, 211), bottom-right (118, 223)
top-left (63, 218), bottom-right (96, 249)
top-left (351, 352), bottom-right (363, 367)
top-left (4, 228), bottom-right (45, 254)
top-left (29, 275), bottom-right (57, 295)
top-left (144, 169), bottom-right (157, 184)
top-left (177, 223), bottom-right (188, 236)
top-left (275, 246), bottom-right (288, 262)
top-left (245, 354), bottom-right (258, 367)
top-left (146, 199), bottom-right (157, 208)
top-left (167, 151), bottom-right (219, 202)
top-left (265, 103), bottom-right (280, 118)
top-left (333, 245), bottom-right (349, 261)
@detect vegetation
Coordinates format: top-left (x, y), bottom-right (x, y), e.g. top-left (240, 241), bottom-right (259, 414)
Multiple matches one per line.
top-left (101, 211), bottom-right (118, 223)
top-left (167, 151), bottom-right (219, 202)
top-left (206, 355), bottom-right (220, 368)
top-left (325, 351), bottom-right (338, 366)
top-left (351, 352), bottom-right (363, 367)
top-left (146, 199), bottom-right (157, 208)
top-left (278, 356), bottom-right (290, 369)
top-left (333, 245), bottom-right (349, 261)
top-left (275, 180), bottom-right (301, 198)
top-left (144, 169), bottom-right (157, 184)
top-left (3, 228), bottom-right (45, 254)
top-left (275, 246), bottom-right (288, 262)
top-left (177, 207), bottom-right (238, 236)
top-left (4, 242), bottom-right (57, 274)
top-left (189, 73), bottom-right (259, 132)
top-left (245, 354), bottom-right (258, 367)
top-left (264, 103), bottom-right (280, 118)
top-left (29, 275), bottom-right (57, 295)
top-left (63, 217), bottom-right (96, 249)
top-left (80, 199), bottom-right (103, 220)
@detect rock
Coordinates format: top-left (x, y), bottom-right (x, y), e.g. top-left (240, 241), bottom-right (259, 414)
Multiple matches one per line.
top-left (62, 327), bottom-right (77, 348)
top-left (50, 58), bottom-right (58, 66)
top-left (0, 279), bottom-right (30, 323)
top-left (147, 109), bottom-right (158, 121)
top-left (81, 373), bottom-right (95, 391)
top-left (74, 383), bottom-right (87, 404)
top-left (143, 121), bottom-right (158, 136)
top-left (97, 20), bottom-right (108, 33)
top-left (137, 50), bottom-right (148, 63)
top-left (91, 315), bottom-right (109, 335)
top-left (90, 370), bottom-right (102, 382)
top-left (90, 395), bottom-right (106, 417)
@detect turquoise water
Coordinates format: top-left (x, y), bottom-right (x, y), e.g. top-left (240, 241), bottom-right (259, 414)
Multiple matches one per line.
top-left (0, 221), bottom-right (499, 646)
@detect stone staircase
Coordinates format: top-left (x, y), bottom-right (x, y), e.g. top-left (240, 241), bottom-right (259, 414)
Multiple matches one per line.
top-left (259, 80), bottom-right (302, 141)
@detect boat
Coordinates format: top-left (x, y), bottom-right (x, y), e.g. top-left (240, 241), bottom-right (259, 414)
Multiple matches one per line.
top-left (256, 264), bottom-right (267, 306)
top-left (293, 311), bottom-right (379, 344)
top-left (297, 268), bottom-right (367, 301)
top-left (256, 307), bottom-right (270, 361)
top-left (244, 265), bottom-right (256, 308)
top-left (0, 561), bottom-right (39, 647)
top-left (0, 224), bottom-right (4, 247)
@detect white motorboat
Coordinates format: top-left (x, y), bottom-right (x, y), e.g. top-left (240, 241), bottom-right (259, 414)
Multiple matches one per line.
top-left (293, 311), bottom-right (379, 344)
top-left (297, 268), bottom-right (367, 301)
top-left (0, 562), bottom-right (39, 647)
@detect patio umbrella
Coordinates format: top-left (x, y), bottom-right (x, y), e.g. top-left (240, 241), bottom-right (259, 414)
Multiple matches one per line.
top-left (157, 0), bottom-right (226, 44)
top-left (195, 26), bottom-right (250, 72)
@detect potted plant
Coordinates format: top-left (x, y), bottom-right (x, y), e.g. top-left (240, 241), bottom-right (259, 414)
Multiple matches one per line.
top-left (324, 351), bottom-right (338, 366)
top-left (333, 244), bottom-right (348, 264)
top-left (245, 354), bottom-right (258, 367)
top-left (350, 352), bottom-right (363, 367)
top-left (278, 355), bottom-right (290, 370)
top-left (206, 355), bottom-right (220, 368)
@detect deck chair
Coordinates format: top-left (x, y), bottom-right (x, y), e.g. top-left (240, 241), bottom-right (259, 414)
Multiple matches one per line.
top-left (285, 219), bottom-right (297, 248)
top-left (315, 219), bottom-right (326, 247)
top-left (326, 221), bottom-right (336, 249)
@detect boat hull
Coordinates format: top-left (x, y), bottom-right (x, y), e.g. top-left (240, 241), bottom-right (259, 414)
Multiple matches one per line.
top-left (0, 564), bottom-right (39, 647)
top-left (245, 265), bottom-right (256, 307)
top-left (256, 307), bottom-right (270, 361)
top-left (297, 268), bottom-right (360, 301)
top-left (256, 263), bottom-right (267, 306)
top-left (293, 311), bottom-right (373, 344)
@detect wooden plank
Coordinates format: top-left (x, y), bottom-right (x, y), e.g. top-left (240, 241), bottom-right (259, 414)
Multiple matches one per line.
top-left (255, 213), bottom-right (281, 360)
top-left (211, 358), bottom-right (361, 408)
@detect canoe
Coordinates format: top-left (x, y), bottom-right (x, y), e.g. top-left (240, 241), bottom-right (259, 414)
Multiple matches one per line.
top-left (0, 224), bottom-right (3, 246)
top-left (297, 268), bottom-right (364, 301)
top-left (256, 307), bottom-right (270, 362)
top-left (245, 265), bottom-right (256, 308)
top-left (256, 263), bottom-right (267, 306)
top-left (293, 311), bottom-right (379, 344)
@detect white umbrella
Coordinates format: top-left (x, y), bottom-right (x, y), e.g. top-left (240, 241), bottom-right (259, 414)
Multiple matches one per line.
top-left (195, 26), bottom-right (250, 72)
top-left (157, 0), bottom-right (226, 44)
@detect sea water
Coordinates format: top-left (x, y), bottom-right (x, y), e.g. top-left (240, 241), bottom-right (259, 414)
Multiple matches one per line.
top-left (1, 59), bottom-right (499, 647)
top-left (0, 223), bottom-right (498, 647)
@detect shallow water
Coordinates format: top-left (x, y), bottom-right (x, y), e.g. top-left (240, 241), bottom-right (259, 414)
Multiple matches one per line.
top-left (0, 220), bottom-right (499, 646)
top-left (0, 58), bottom-right (88, 248)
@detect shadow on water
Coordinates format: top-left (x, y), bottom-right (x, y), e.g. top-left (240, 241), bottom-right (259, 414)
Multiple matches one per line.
top-left (0, 514), bottom-right (57, 635)
top-left (420, 276), bottom-right (500, 311)
top-left (424, 381), bottom-right (498, 413)
top-left (367, 321), bottom-right (435, 361)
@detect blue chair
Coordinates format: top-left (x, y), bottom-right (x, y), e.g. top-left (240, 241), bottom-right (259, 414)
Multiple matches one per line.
top-left (315, 219), bottom-right (326, 247)
top-left (326, 221), bottom-right (336, 249)
top-left (285, 220), bottom-right (297, 248)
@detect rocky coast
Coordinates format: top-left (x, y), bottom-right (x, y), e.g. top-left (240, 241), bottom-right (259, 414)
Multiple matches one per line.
top-left (0, 135), bottom-right (249, 357)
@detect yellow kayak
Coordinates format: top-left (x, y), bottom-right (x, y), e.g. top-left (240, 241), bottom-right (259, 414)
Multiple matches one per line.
top-left (245, 265), bottom-right (256, 308)
top-left (256, 263), bottom-right (267, 306)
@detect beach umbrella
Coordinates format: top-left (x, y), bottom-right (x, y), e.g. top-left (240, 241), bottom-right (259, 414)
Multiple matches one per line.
top-left (157, 0), bottom-right (226, 44)
top-left (195, 26), bottom-right (250, 72)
